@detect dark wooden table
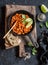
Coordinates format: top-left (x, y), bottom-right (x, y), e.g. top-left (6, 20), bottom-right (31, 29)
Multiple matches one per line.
top-left (0, 0), bottom-right (48, 65)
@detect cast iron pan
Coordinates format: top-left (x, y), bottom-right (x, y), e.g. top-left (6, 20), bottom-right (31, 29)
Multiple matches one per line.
top-left (7, 10), bottom-right (39, 48)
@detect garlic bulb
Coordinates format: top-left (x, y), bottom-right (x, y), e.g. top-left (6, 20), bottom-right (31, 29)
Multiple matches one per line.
top-left (37, 13), bottom-right (46, 22)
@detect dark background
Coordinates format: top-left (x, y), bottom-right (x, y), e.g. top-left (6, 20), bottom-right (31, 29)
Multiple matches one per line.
top-left (0, 0), bottom-right (48, 65)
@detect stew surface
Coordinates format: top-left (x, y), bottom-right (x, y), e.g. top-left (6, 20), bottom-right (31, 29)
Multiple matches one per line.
top-left (11, 13), bottom-right (33, 35)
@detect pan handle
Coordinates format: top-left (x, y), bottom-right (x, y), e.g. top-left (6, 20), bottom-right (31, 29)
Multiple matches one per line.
top-left (27, 33), bottom-right (39, 48)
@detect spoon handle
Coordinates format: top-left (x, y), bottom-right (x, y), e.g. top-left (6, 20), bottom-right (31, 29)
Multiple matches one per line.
top-left (3, 22), bottom-right (16, 39)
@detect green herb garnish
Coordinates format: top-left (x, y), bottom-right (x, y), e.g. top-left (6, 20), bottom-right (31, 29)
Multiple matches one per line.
top-left (22, 14), bottom-right (33, 28)
top-left (25, 18), bottom-right (33, 28)
top-left (39, 23), bottom-right (43, 28)
top-left (22, 20), bottom-right (26, 24)
top-left (25, 18), bottom-right (33, 23)
top-left (45, 21), bottom-right (48, 28)
top-left (26, 21), bottom-right (32, 28)
top-left (28, 42), bottom-right (32, 46)
top-left (22, 14), bottom-right (26, 19)
top-left (32, 47), bottom-right (37, 55)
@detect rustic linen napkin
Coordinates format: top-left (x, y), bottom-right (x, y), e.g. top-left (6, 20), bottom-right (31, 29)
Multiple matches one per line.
top-left (5, 5), bottom-right (37, 49)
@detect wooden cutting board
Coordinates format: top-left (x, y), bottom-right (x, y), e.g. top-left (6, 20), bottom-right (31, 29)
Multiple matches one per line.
top-left (5, 5), bottom-right (37, 49)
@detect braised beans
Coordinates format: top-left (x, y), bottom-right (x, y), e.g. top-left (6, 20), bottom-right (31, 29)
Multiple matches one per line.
top-left (11, 13), bottom-right (32, 35)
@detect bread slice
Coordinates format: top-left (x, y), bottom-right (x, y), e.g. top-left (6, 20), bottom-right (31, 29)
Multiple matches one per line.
top-left (6, 33), bottom-right (21, 46)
